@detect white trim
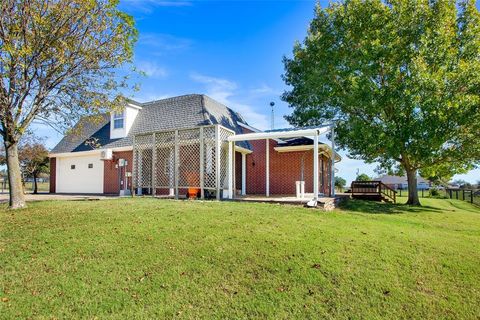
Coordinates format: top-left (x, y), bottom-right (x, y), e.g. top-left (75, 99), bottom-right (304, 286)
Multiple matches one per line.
top-left (313, 134), bottom-right (319, 201)
top-left (228, 126), bottom-right (331, 142)
top-left (234, 145), bottom-right (253, 154)
top-left (49, 146), bottom-right (133, 158)
top-left (228, 141), bottom-right (233, 199)
top-left (273, 145), bottom-right (342, 161)
top-left (241, 153), bottom-right (246, 195)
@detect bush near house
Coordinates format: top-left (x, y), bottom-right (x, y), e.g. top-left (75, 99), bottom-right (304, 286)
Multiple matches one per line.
top-left (1, 198), bottom-right (479, 319)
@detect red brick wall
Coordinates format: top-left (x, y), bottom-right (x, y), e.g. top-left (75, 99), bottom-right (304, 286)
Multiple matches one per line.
top-left (49, 158), bottom-right (56, 193)
top-left (99, 130), bottom-right (333, 196)
top-left (103, 151), bottom-right (133, 194)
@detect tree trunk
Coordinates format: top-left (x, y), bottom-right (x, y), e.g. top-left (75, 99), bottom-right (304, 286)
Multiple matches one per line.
top-left (405, 167), bottom-right (420, 206)
top-left (33, 172), bottom-right (38, 194)
top-left (4, 141), bottom-right (26, 209)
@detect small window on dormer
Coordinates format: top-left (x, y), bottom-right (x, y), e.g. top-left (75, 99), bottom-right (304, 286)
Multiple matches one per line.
top-left (113, 111), bottom-right (124, 129)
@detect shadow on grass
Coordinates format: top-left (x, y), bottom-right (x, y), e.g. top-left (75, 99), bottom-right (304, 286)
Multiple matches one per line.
top-left (338, 199), bottom-right (442, 214)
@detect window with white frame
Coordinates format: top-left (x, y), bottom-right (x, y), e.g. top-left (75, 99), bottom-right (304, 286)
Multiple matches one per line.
top-left (113, 111), bottom-right (124, 129)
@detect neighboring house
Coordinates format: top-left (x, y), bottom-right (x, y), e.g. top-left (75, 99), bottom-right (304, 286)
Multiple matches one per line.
top-left (376, 175), bottom-right (431, 190)
top-left (49, 94), bottom-right (340, 198)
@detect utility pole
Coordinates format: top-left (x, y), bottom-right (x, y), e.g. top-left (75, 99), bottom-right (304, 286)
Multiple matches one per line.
top-left (270, 101), bottom-right (275, 130)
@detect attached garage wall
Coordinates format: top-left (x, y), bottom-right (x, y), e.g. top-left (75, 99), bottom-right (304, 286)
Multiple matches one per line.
top-left (56, 153), bottom-right (104, 193)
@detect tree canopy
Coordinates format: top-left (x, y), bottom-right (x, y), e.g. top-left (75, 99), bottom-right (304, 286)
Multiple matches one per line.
top-left (283, 0), bottom-right (480, 205)
top-left (355, 173), bottom-right (372, 182)
top-left (0, 0), bottom-right (137, 208)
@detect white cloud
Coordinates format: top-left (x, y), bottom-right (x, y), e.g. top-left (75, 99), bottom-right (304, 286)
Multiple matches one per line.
top-left (249, 84), bottom-right (281, 96)
top-left (121, 0), bottom-right (192, 12)
top-left (136, 61), bottom-right (168, 78)
top-left (138, 33), bottom-right (192, 55)
top-left (190, 73), bottom-right (270, 129)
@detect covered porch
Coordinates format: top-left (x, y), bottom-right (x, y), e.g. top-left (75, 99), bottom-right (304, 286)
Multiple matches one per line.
top-left (226, 124), bottom-right (338, 203)
top-left (131, 123), bottom-right (339, 205)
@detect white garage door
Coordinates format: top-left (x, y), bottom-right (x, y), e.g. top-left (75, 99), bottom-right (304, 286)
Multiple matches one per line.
top-left (56, 154), bottom-right (104, 193)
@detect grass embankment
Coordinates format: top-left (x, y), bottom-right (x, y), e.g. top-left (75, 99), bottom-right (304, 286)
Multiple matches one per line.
top-left (1, 198), bottom-right (479, 319)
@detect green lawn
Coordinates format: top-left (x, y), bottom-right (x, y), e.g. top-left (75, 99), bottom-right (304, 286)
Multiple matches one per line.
top-left (1, 198), bottom-right (479, 319)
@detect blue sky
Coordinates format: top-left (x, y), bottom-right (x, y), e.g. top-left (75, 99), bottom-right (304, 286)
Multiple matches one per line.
top-left (37, 0), bottom-right (479, 184)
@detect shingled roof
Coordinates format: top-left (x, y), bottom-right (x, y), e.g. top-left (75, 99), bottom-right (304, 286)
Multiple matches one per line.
top-left (51, 94), bottom-right (251, 154)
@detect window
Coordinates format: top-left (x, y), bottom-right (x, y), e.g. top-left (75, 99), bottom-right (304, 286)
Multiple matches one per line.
top-left (88, 163), bottom-right (93, 169)
top-left (71, 165), bottom-right (76, 170)
top-left (113, 111), bottom-right (124, 129)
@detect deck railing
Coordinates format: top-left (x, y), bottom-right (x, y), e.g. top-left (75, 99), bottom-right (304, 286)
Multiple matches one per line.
top-left (351, 181), bottom-right (397, 203)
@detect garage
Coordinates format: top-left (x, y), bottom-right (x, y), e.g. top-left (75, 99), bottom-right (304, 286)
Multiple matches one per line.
top-left (56, 153), bottom-right (104, 193)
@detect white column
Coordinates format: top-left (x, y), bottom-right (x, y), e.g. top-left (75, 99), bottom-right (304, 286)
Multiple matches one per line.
top-left (266, 139), bottom-right (270, 197)
top-left (174, 130), bottom-right (179, 200)
top-left (228, 141), bottom-right (233, 199)
top-left (331, 124), bottom-right (336, 197)
top-left (215, 125), bottom-right (221, 200)
top-left (241, 153), bottom-right (246, 195)
top-left (151, 133), bottom-right (156, 197)
top-left (199, 127), bottom-right (204, 199)
top-left (313, 133), bottom-right (319, 201)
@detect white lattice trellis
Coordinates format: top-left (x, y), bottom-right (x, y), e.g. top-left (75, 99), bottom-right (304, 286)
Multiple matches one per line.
top-left (133, 125), bottom-right (234, 199)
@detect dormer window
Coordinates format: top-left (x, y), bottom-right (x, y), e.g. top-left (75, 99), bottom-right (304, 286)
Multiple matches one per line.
top-left (113, 111), bottom-right (124, 129)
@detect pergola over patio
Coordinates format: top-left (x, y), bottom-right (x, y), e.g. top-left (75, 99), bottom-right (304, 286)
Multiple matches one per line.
top-left (226, 124), bottom-right (336, 201)
top-left (132, 123), bottom-right (337, 202)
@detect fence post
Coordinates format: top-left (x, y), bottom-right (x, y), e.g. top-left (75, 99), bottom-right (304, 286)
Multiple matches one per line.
top-left (471, 191), bottom-right (474, 204)
top-left (462, 190), bottom-right (465, 201)
top-left (422, 189), bottom-right (424, 198)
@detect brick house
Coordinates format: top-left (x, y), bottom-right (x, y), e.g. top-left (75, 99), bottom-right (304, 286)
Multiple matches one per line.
top-left (49, 94), bottom-right (340, 199)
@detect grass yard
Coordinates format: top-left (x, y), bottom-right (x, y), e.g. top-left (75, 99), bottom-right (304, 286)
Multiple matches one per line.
top-left (1, 197), bottom-right (479, 319)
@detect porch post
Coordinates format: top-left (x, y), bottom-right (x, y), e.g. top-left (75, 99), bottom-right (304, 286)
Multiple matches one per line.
top-left (174, 130), bottom-right (179, 200)
top-left (241, 153), bottom-right (246, 195)
top-left (331, 124), bottom-right (336, 197)
top-left (199, 127), bottom-right (205, 199)
top-left (132, 135), bottom-right (136, 196)
top-left (137, 149), bottom-right (143, 195)
top-left (313, 133), bottom-right (319, 201)
top-left (266, 139), bottom-right (270, 197)
top-left (151, 133), bottom-right (156, 197)
top-left (228, 141), bottom-right (233, 199)
top-left (215, 125), bottom-right (221, 200)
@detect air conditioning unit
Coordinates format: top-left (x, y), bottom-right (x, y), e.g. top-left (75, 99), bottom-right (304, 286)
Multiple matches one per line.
top-left (100, 149), bottom-right (113, 160)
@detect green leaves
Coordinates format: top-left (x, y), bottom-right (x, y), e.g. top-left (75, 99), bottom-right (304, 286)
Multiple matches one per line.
top-left (0, 0), bottom-right (139, 140)
top-left (283, 0), bottom-right (480, 179)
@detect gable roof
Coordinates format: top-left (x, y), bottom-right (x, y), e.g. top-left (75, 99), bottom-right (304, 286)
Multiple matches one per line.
top-left (51, 94), bottom-right (251, 154)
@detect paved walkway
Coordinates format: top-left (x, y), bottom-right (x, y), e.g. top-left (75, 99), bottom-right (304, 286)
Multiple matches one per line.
top-left (0, 192), bottom-right (117, 203)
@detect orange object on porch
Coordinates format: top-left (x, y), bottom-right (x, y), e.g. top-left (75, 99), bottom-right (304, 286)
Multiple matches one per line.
top-left (186, 171), bottom-right (200, 199)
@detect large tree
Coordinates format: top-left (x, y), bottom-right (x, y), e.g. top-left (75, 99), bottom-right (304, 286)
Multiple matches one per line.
top-left (0, 0), bottom-right (137, 208)
top-left (282, 0), bottom-right (480, 205)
